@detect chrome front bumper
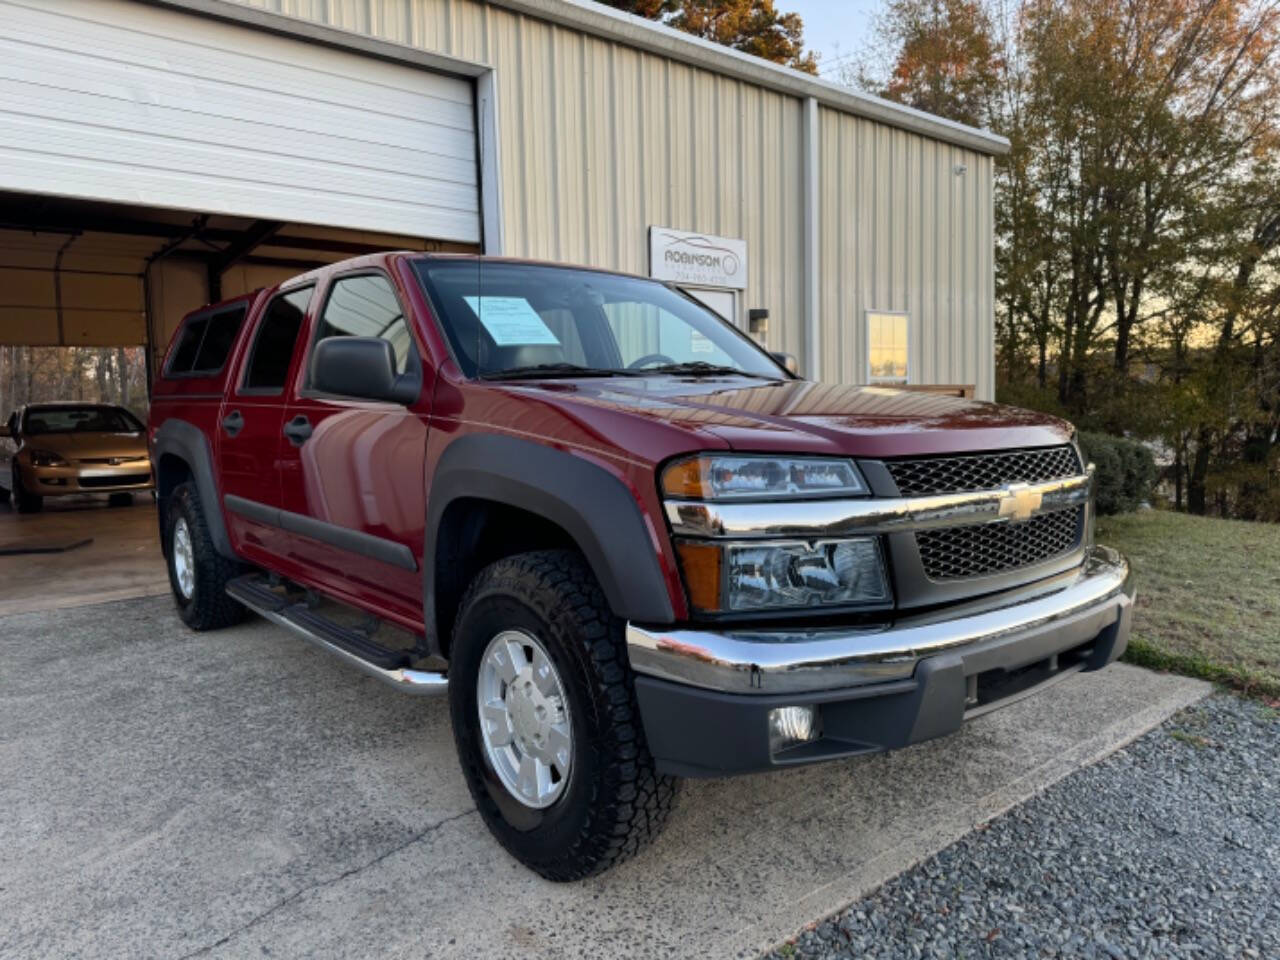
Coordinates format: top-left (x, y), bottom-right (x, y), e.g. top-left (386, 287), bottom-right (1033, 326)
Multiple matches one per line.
top-left (627, 546), bottom-right (1134, 695)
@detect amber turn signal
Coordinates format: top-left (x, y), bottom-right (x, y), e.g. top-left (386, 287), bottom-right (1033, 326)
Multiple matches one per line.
top-left (661, 457), bottom-right (710, 499)
top-left (674, 541), bottom-right (722, 612)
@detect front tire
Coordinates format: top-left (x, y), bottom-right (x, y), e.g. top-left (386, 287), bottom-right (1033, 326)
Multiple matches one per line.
top-left (165, 482), bottom-right (246, 630)
top-left (12, 464), bottom-right (42, 513)
top-left (449, 550), bottom-right (678, 881)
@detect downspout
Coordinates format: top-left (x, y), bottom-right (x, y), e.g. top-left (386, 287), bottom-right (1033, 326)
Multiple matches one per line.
top-left (801, 96), bottom-right (820, 381)
top-left (476, 68), bottom-right (505, 255)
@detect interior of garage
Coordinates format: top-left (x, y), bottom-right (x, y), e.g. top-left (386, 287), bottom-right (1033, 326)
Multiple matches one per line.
top-left (0, 190), bottom-right (476, 614)
top-left (0, 190), bottom-right (474, 377)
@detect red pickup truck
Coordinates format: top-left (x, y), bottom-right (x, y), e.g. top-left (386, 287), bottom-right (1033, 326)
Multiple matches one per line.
top-left (148, 252), bottom-right (1134, 880)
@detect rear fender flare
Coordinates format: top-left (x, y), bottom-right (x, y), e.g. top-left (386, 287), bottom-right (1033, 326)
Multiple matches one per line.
top-left (152, 418), bottom-right (234, 559)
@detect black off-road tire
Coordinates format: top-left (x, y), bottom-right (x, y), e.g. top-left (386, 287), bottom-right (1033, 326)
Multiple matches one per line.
top-left (165, 481), bottom-right (246, 631)
top-left (449, 549), bottom-right (679, 881)
top-left (12, 464), bottom-right (42, 513)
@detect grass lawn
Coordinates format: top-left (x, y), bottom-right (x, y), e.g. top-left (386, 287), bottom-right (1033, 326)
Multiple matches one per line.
top-left (1097, 510), bottom-right (1280, 700)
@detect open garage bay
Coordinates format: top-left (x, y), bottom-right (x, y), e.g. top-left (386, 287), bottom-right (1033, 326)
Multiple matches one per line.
top-left (0, 596), bottom-right (1208, 959)
top-left (0, 490), bottom-right (167, 616)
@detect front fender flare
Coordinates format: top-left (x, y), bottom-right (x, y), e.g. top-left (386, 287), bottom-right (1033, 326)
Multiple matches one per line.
top-left (425, 433), bottom-right (675, 643)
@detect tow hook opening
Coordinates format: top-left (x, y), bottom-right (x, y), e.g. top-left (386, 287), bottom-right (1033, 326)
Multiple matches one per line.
top-left (965, 639), bottom-right (1096, 716)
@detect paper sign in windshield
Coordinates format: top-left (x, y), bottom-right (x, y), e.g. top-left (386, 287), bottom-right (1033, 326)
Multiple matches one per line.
top-left (464, 296), bottom-right (560, 346)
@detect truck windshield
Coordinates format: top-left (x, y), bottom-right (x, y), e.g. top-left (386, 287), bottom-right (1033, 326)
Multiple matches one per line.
top-left (412, 260), bottom-right (785, 381)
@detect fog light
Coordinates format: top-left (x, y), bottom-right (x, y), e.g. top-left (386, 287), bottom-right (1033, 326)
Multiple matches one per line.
top-left (768, 705), bottom-right (819, 754)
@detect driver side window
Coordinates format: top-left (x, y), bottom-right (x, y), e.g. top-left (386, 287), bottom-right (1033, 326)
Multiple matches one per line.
top-left (602, 302), bottom-right (737, 368)
top-left (310, 274), bottom-right (411, 384)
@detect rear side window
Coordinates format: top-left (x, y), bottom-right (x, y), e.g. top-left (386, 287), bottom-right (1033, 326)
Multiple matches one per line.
top-left (243, 287), bottom-right (313, 392)
top-left (168, 316), bottom-right (208, 373)
top-left (311, 274), bottom-right (411, 379)
top-left (167, 306), bottom-right (247, 376)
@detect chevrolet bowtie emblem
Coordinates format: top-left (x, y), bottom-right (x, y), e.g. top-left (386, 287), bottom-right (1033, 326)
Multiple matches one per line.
top-left (997, 482), bottom-right (1043, 523)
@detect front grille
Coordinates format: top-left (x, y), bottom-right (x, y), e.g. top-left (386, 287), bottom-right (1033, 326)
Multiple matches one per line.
top-left (916, 507), bottom-right (1082, 580)
top-left (78, 473), bottom-right (150, 489)
top-left (885, 445), bottom-right (1081, 496)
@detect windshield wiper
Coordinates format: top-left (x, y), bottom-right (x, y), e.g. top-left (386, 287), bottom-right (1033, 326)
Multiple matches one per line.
top-left (479, 363), bottom-right (636, 380)
top-left (640, 361), bottom-right (778, 380)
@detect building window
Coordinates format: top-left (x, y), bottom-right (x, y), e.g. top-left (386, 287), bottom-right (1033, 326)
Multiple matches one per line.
top-left (867, 311), bottom-right (909, 384)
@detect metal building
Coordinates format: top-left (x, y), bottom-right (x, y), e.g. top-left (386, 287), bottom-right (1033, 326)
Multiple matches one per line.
top-left (0, 0), bottom-right (1009, 396)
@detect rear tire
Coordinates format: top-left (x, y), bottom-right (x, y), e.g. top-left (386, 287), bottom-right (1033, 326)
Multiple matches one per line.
top-left (165, 481), bottom-right (246, 630)
top-left (449, 549), bottom-right (678, 881)
top-left (12, 464), bottom-right (42, 514)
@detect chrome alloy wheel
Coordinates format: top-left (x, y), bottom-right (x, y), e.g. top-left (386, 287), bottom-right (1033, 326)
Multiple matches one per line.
top-left (172, 517), bottom-right (196, 600)
top-left (477, 629), bottom-right (573, 809)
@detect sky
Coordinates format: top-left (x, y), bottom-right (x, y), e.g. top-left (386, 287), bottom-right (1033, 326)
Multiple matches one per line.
top-left (783, 0), bottom-right (882, 83)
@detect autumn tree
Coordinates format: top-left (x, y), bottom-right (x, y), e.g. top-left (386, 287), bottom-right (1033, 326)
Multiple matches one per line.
top-left (0, 346), bottom-right (148, 430)
top-left (861, 0), bottom-right (1003, 127)
top-left (596, 0), bottom-right (818, 73)
top-left (866, 0), bottom-right (1280, 516)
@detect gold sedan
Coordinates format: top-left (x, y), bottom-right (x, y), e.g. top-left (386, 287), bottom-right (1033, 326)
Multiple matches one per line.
top-left (2, 403), bottom-right (153, 514)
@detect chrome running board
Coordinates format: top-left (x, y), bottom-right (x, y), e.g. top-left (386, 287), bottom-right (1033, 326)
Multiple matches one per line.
top-left (226, 575), bottom-right (447, 695)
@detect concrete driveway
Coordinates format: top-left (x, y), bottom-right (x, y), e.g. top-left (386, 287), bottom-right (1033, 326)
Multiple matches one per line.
top-left (0, 597), bottom-right (1209, 959)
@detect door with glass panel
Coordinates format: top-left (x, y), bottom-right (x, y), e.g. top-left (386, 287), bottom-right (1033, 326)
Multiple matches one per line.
top-left (276, 270), bottom-right (429, 622)
top-left (215, 288), bottom-right (311, 565)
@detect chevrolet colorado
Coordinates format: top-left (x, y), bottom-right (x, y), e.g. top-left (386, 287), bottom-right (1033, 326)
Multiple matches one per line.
top-left (148, 252), bottom-right (1133, 880)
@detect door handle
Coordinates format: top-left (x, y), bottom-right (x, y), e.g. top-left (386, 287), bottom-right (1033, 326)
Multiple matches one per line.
top-left (221, 410), bottom-right (244, 437)
top-left (283, 415), bottom-right (313, 446)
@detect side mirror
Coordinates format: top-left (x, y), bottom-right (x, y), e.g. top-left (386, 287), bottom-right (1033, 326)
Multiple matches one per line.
top-left (771, 351), bottom-right (799, 376)
top-left (312, 337), bottom-right (418, 404)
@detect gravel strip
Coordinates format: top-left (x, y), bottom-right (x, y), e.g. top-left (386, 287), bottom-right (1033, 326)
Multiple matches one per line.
top-left (767, 693), bottom-right (1279, 960)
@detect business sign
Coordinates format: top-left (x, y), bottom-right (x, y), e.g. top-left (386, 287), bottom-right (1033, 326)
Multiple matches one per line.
top-left (648, 227), bottom-right (748, 290)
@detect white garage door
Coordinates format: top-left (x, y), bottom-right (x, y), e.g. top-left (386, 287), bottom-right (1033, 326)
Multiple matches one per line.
top-left (0, 0), bottom-right (480, 243)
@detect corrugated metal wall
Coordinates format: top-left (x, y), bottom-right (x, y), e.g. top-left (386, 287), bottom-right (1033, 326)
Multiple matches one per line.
top-left (817, 108), bottom-right (994, 398)
top-left (227, 0), bottom-right (993, 395)
top-left (229, 0), bottom-right (806, 359)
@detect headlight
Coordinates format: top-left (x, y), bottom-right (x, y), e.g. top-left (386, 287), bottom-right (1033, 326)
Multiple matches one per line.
top-left (28, 449), bottom-right (67, 467)
top-left (675, 537), bottom-right (890, 613)
top-left (662, 455), bottom-right (867, 500)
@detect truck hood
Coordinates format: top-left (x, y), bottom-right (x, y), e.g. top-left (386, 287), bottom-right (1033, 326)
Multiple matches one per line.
top-left (522, 376), bottom-right (1074, 458)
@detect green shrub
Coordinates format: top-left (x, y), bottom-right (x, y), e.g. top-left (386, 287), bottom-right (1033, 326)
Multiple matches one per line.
top-left (1077, 431), bottom-right (1157, 514)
